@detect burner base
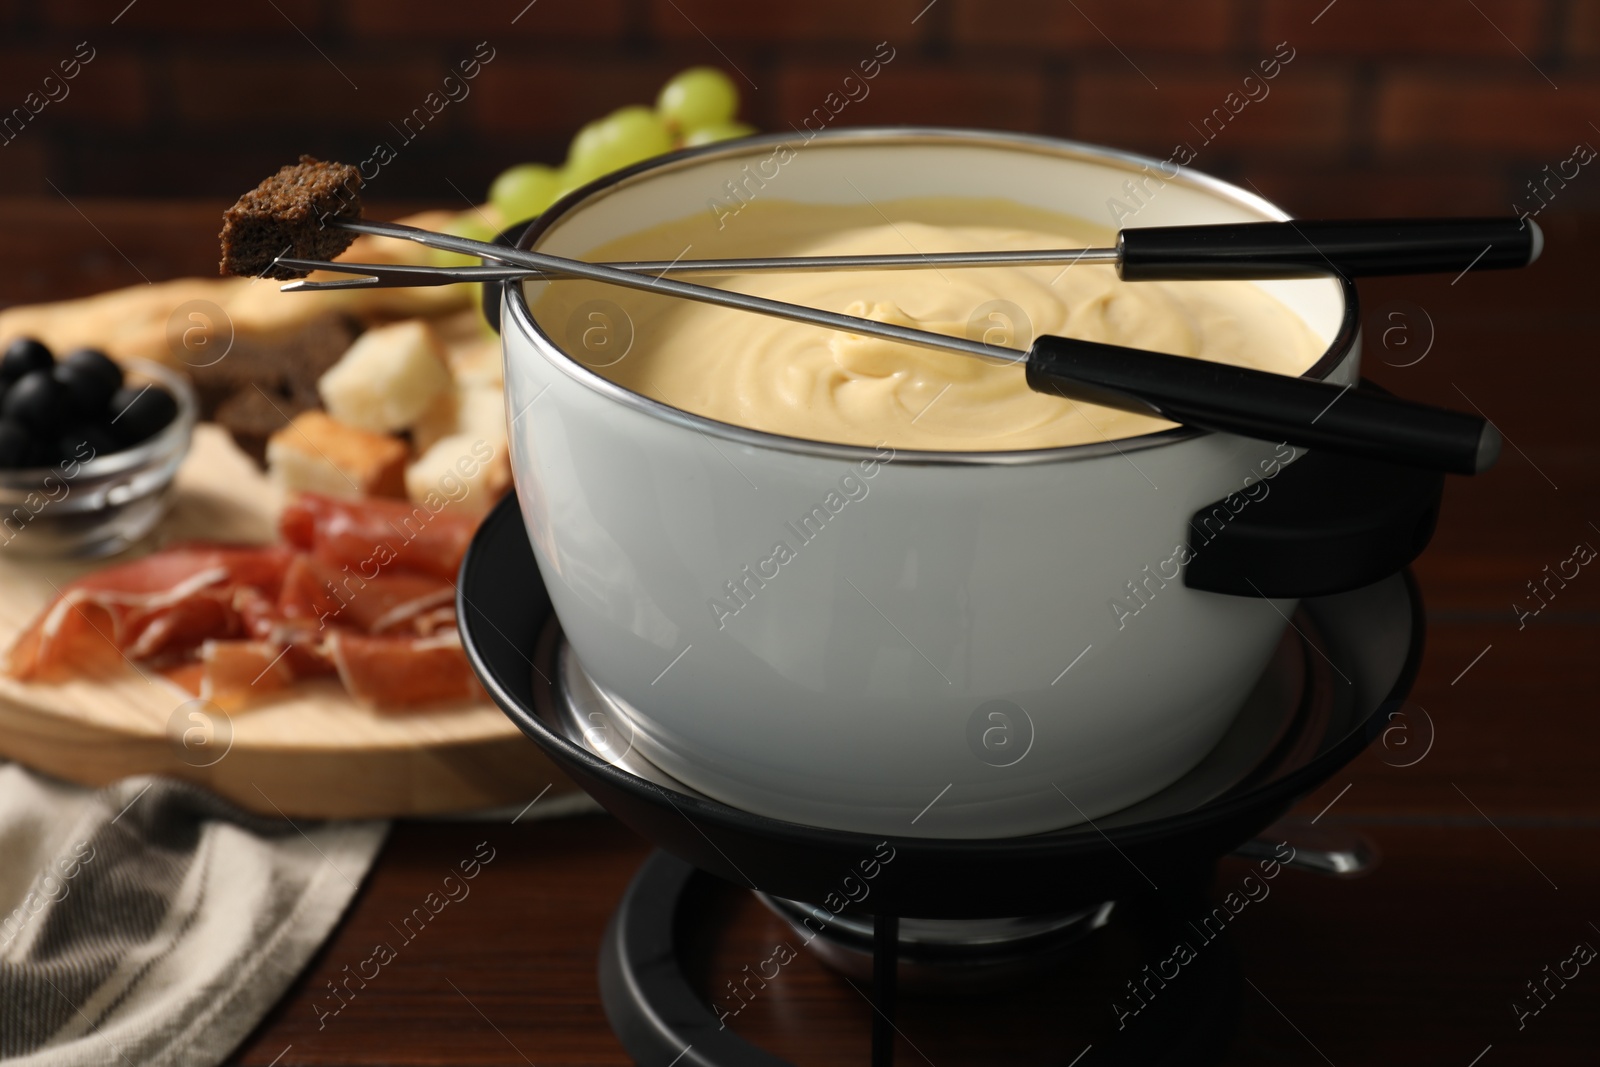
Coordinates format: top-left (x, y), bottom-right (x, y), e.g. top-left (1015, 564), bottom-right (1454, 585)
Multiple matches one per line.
top-left (756, 892), bottom-right (1114, 993)
top-left (601, 850), bottom-right (1242, 1067)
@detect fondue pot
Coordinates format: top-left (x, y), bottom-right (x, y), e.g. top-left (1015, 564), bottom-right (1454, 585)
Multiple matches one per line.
top-left (495, 128), bottom-right (1442, 839)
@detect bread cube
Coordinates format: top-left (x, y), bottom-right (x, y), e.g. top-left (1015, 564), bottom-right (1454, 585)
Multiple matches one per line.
top-left (318, 319), bottom-right (451, 433)
top-left (266, 410), bottom-right (408, 499)
top-left (405, 433), bottom-right (512, 516)
top-left (408, 386), bottom-right (459, 457)
top-left (410, 383), bottom-right (507, 456)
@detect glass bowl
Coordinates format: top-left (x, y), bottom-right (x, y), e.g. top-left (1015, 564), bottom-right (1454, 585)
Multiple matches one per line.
top-left (0, 358), bottom-right (197, 558)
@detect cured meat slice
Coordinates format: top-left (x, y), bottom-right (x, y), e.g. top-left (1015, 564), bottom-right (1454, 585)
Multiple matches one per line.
top-left (6, 544), bottom-right (294, 681)
top-left (234, 584), bottom-right (285, 641)
top-left (276, 554), bottom-right (456, 634)
top-left (327, 628), bottom-right (483, 708)
top-left (159, 659), bottom-right (206, 697)
top-left (199, 639), bottom-right (298, 710)
top-left (231, 578), bottom-right (334, 677)
top-left (6, 503), bottom-right (481, 712)
top-left (279, 492), bottom-right (475, 582)
top-left (276, 553), bottom-right (347, 628)
top-left (67, 542), bottom-right (292, 596)
top-left (409, 603), bottom-right (460, 637)
top-left (125, 590), bottom-right (239, 660)
top-left (357, 577), bottom-right (454, 634)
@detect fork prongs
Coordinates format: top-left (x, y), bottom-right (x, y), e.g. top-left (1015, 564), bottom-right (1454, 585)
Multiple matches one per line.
top-left (275, 258), bottom-right (538, 290)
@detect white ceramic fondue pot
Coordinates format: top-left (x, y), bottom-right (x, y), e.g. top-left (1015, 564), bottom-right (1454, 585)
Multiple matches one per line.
top-left (499, 128), bottom-right (1366, 839)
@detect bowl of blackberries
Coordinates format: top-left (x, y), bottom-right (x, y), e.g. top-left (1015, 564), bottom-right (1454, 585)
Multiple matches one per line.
top-left (0, 336), bottom-right (196, 558)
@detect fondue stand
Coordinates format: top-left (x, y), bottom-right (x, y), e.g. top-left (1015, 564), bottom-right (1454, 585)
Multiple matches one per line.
top-left (460, 487), bottom-right (1428, 1067)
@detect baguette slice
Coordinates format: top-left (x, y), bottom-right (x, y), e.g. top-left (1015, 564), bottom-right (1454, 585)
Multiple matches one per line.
top-left (266, 410), bottom-right (408, 499)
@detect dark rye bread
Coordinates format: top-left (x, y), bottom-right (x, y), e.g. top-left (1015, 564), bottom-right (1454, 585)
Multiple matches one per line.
top-left (219, 156), bottom-right (362, 280)
top-left (189, 311), bottom-right (361, 465)
top-left (212, 386), bottom-right (308, 467)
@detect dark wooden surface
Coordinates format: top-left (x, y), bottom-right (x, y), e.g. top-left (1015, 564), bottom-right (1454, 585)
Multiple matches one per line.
top-left (4, 200), bottom-right (1597, 1065)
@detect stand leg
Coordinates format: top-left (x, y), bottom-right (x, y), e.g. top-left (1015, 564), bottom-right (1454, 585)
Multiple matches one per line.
top-left (871, 912), bottom-right (898, 1067)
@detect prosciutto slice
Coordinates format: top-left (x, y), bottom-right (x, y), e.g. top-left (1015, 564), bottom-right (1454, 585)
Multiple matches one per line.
top-left (328, 630), bottom-right (483, 708)
top-left (6, 494), bottom-right (485, 710)
top-left (6, 544), bottom-right (294, 681)
top-left (199, 639), bottom-right (299, 709)
top-left (280, 492), bottom-right (475, 583)
top-left (277, 555), bottom-right (456, 635)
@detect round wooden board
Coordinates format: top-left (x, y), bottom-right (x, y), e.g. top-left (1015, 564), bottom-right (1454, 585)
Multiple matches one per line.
top-left (0, 425), bottom-right (576, 818)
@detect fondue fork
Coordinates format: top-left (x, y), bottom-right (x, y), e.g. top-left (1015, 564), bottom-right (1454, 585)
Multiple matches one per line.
top-left (279, 217), bottom-right (1502, 475)
top-left (278, 216), bottom-right (1540, 289)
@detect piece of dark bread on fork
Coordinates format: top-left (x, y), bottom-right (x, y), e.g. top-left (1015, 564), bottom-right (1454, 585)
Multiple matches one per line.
top-left (219, 156), bottom-right (362, 280)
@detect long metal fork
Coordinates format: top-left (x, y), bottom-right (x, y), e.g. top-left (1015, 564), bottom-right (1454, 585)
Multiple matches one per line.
top-left (275, 237), bottom-right (1117, 292)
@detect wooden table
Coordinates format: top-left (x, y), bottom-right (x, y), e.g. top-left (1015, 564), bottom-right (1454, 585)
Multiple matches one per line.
top-left (5, 201), bottom-right (1597, 1065)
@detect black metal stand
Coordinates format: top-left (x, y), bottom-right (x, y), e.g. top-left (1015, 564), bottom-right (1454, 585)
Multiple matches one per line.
top-left (871, 913), bottom-right (898, 1067)
top-left (598, 850), bottom-right (791, 1066)
top-left (599, 850), bottom-right (1242, 1067)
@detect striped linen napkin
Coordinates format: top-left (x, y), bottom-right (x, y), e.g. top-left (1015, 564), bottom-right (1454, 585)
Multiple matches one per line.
top-left (0, 763), bottom-right (388, 1067)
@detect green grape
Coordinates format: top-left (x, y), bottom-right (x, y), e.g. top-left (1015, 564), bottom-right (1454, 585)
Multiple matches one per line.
top-left (565, 118), bottom-right (610, 179)
top-left (657, 67), bottom-right (739, 133)
top-left (566, 106), bottom-right (674, 184)
top-left (548, 167), bottom-right (581, 200)
top-left (489, 163), bottom-right (563, 224)
top-left (429, 213), bottom-right (499, 268)
top-left (682, 120), bottom-right (756, 148)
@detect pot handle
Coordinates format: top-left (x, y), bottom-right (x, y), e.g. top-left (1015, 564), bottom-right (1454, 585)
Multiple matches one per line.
top-left (1182, 392), bottom-right (1445, 599)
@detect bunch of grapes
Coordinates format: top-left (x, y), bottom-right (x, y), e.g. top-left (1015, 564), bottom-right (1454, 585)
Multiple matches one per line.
top-left (433, 65), bottom-right (748, 305)
top-left (487, 67), bottom-right (749, 229)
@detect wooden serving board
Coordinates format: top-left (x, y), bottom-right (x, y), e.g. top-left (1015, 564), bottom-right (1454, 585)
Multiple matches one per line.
top-left (0, 425), bottom-right (576, 818)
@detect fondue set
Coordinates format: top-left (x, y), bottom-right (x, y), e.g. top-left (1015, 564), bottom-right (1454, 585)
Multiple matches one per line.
top-left (287, 129), bottom-right (1532, 1064)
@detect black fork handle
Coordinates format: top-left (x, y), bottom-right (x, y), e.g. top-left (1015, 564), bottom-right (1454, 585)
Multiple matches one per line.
top-left (1117, 217), bottom-right (1540, 280)
top-left (1023, 335), bottom-right (1499, 475)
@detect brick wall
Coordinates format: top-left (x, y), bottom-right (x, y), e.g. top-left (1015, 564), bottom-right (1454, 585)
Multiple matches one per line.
top-left (1, 0), bottom-right (1595, 218)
